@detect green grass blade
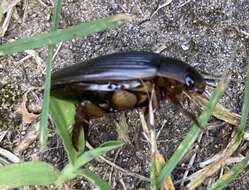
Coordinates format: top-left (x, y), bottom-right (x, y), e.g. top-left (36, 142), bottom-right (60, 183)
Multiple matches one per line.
top-left (51, 0), bottom-right (62, 30)
top-left (74, 141), bottom-right (123, 169)
top-left (0, 14), bottom-right (132, 56)
top-left (151, 153), bottom-right (158, 190)
top-left (39, 0), bottom-right (62, 150)
top-left (39, 47), bottom-right (54, 149)
top-left (157, 74), bottom-right (229, 186)
top-left (237, 59), bottom-right (249, 133)
top-left (78, 169), bottom-right (112, 190)
top-left (207, 155), bottom-right (249, 190)
top-left (55, 141), bottom-right (123, 185)
top-left (207, 57), bottom-right (249, 190)
top-left (0, 161), bottom-right (60, 188)
top-left (50, 96), bottom-right (77, 164)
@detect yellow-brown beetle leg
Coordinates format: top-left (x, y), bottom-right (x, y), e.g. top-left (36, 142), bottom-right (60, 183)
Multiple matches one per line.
top-left (73, 101), bottom-right (105, 151)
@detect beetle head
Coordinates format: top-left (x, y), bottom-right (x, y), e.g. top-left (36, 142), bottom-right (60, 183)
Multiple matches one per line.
top-left (183, 69), bottom-right (206, 94)
top-left (157, 57), bottom-right (206, 94)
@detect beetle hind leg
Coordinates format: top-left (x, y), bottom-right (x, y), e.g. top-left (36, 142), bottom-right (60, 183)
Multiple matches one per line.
top-left (73, 101), bottom-right (105, 151)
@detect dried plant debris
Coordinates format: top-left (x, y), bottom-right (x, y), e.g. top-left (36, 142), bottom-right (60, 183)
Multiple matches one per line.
top-left (14, 123), bottom-right (39, 155)
top-left (1, 0), bottom-right (21, 14)
top-left (0, 0), bottom-right (22, 36)
top-left (0, 147), bottom-right (20, 166)
top-left (188, 93), bottom-right (242, 127)
top-left (17, 90), bottom-right (39, 126)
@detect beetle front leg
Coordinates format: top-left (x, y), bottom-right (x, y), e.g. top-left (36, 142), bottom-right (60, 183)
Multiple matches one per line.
top-left (73, 101), bottom-right (105, 151)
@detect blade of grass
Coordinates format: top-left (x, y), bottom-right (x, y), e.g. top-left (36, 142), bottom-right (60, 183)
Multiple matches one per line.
top-left (188, 118), bottom-right (247, 189)
top-left (154, 152), bottom-right (175, 190)
top-left (139, 95), bottom-right (175, 190)
top-left (207, 154), bottom-right (249, 190)
top-left (78, 169), bottom-right (112, 190)
top-left (75, 141), bottom-right (123, 169)
top-left (151, 152), bottom-right (157, 190)
top-left (0, 161), bottom-right (59, 188)
top-left (39, 0), bottom-right (62, 150)
top-left (50, 0), bottom-right (61, 30)
top-left (206, 56), bottom-right (249, 190)
top-left (236, 58), bottom-right (249, 133)
top-left (157, 73), bottom-right (229, 186)
top-left (50, 96), bottom-right (77, 164)
top-left (189, 94), bottom-right (241, 127)
top-left (0, 14), bottom-right (133, 56)
top-left (187, 120), bottom-right (246, 188)
top-left (55, 140), bottom-right (123, 185)
top-left (148, 90), bottom-right (158, 190)
top-left (186, 60), bottom-right (249, 188)
top-left (39, 47), bottom-right (53, 149)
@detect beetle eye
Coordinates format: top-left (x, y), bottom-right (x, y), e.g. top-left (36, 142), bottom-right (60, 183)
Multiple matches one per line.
top-left (185, 75), bottom-right (195, 87)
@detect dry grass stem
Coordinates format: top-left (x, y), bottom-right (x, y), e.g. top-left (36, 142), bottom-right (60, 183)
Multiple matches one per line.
top-left (1, 0), bottom-right (21, 14)
top-left (150, 0), bottom-right (173, 18)
top-left (52, 42), bottom-right (63, 61)
top-left (0, 147), bottom-right (20, 163)
top-left (14, 123), bottom-right (39, 155)
top-left (0, 7), bottom-right (13, 37)
top-left (0, 131), bottom-right (7, 143)
top-left (187, 93), bottom-right (241, 127)
top-left (180, 133), bottom-right (203, 186)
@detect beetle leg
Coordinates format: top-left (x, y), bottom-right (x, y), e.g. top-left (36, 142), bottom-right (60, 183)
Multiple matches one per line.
top-left (111, 90), bottom-right (138, 110)
top-left (168, 95), bottom-right (202, 128)
top-left (73, 101), bottom-right (105, 151)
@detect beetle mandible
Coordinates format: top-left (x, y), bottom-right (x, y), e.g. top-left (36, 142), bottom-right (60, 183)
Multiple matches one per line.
top-left (51, 51), bottom-right (206, 150)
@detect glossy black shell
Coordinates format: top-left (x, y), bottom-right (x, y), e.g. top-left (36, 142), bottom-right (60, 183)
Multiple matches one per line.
top-left (51, 51), bottom-right (205, 94)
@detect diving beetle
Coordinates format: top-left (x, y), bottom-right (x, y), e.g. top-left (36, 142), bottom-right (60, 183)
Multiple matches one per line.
top-left (51, 51), bottom-right (206, 150)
